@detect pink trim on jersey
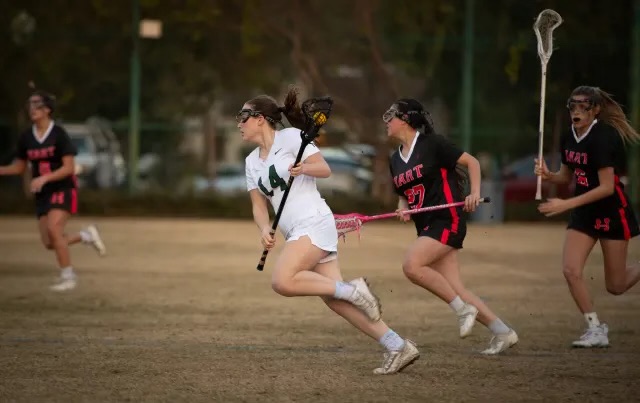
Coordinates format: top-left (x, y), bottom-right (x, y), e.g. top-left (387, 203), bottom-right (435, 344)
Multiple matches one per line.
top-left (614, 176), bottom-right (628, 208)
top-left (618, 208), bottom-right (631, 240)
top-left (613, 175), bottom-right (630, 238)
top-left (617, 208), bottom-right (631, 240)
top-left (440, 228), bottom-right (450, 244)
top-left (71, 189), bottom-right (78, 215)
top-left (440, 168), bottom-right (459, 233)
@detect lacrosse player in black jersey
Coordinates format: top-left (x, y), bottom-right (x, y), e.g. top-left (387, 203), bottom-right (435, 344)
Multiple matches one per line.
top-left (385, 99), bottom-right (518, 355)
top-left (0, 91), bottom-right (106, 291)
top-left (536, 86), bottom-right (640, 348)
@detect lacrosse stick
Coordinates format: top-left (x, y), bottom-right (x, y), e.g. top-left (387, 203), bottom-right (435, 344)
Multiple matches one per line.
top-left (334, 197), bottom-right (491, 239)
top-left (533, 9), bottom-right (563, 200)
top-left (256, 96), bottom-right (334, 271)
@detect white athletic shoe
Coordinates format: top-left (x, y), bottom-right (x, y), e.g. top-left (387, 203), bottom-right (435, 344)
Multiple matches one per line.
top-left (481, 330), bottom-right (519, 355)
top-left (458, 303), bottom-right (479, 338)
top-left (85, 225), bottom-right (106, 256)
top-left (50, 276), bottom-right (77, 292)
top-left (373, 339), bottom-right (420, 375)
top-left (348, 277), bottom-right (382, 322)
top-left (572, 324), bottom-right (609, 348)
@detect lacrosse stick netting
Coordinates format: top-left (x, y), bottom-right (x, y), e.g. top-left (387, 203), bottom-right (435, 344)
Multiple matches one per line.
top-left (335, 215), bottom-right (363, 240)
top-left (533, 9), bottom-right (563, 200)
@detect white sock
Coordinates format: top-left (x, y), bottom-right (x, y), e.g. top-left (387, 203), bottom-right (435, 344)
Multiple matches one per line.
top-left (449, 296), bottom-right (465, 313)
top-left (333, 282), bottom-right (356, 300)
top-left (79, 230), bottom-right (92, 243)
top-left (584, 312), bottom-right (600, 328)
top-left (488, 318), bottom-right (511, 335)
top-left (379, 330), bottom-right (405, 351)
top-left (61, 266), bottom-right (75, 279)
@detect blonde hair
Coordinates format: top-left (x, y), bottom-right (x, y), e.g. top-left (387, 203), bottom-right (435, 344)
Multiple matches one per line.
top-left (571, 86), bottom-right (640, 145)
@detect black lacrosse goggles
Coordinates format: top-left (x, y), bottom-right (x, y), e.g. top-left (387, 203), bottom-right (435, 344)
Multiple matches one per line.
top-left (235, 109), bottom-right (263, 124)
top-left (382, 103), bottom-right (434, 129)
top-left (26, 98), bottom-right (47, 110)
top-left (566, 97), bottom-right (595, 113)
top-left (382, 105), bottom-right (403, 123)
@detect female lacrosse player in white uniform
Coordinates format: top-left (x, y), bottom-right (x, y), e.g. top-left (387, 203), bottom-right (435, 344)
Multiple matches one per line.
top-left (240, 87), bottom-right (419, 374)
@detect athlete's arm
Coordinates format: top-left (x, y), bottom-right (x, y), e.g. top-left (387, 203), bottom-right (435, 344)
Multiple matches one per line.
top-left (41, 155), bottom-right (75, 183)
top-left (0, 159), bottom-right (27, 176)
top-left (398, 196), bottom-right (409, 210)
top-left (295, 153), bottom-right (331, 178)
top-left (549, 164), bottom-right (572, 185)
top-left (249, 189), bottom-right (271, 233)
top-left (456, 152), bottom-right (481, 196)
top-left (396, 196), bottom-right (410, 222)
top-left (566, 167), bottom-right (615, 209)
top-left (536, 159), bottom-right (572, 184)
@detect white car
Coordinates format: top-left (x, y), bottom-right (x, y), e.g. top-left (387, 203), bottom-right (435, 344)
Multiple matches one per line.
top-left (63, 120), bottom-right (126, 189)
top-left (317, 147), bottom-right (372, 196)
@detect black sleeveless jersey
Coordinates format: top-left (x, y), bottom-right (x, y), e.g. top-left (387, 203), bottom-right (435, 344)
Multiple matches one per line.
top-left (16, 122), bottom-right (77, 194)
top-left (560, 120), bottom-right (630, 213)
top-left (389, 131), bottom-right (465, 232)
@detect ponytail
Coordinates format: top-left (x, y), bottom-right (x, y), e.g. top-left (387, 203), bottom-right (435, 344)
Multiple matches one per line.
top-left (596, 89), bottom-right (640, 145)
top-left (282, 87), bottom-right (306, 130)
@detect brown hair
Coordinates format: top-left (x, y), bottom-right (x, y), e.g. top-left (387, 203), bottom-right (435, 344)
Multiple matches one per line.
top-left (246, 86), bottom-right (306, 130)
top-left (571, 86), bottom-right (640, 145)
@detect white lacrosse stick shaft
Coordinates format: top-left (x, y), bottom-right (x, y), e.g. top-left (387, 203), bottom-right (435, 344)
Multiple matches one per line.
top-left (533, 9), bottom-right (562, 200)
top-left (535, 62), bottom-right (548, 200)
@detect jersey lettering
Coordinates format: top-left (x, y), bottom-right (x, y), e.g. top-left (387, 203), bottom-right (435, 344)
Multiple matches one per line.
top-left (39, 161), bottom-right (51, 175)
top-left (574, 168), bottom-right (589, 187)
top-left (404, 184), bottom-right (425, 209)
top-left (27, 146), bottom-right (56, 160)
top-left (393, 164), bottom-right (423, 188)
top-left (258, 164), bottom-right (287, 197)
top-left (564, 150), bottom-right (588, 165)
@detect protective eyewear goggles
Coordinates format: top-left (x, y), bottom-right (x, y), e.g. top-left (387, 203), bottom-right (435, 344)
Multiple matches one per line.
top-left (566, 98), bottom-right (595, 113)
top-left (382, 106), bottom-right (403, 123)
top-left (236, 109), bottom-right (263, 123)
top-left (27, 99), bottom-right (47, 110)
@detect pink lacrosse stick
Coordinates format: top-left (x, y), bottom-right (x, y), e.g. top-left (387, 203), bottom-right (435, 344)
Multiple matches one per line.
top-left (334, 197), bottom-right (491, 240)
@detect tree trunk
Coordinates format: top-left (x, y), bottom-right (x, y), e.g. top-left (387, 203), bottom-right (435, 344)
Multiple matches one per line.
top-left (204, 103), bottom-right (218, 180)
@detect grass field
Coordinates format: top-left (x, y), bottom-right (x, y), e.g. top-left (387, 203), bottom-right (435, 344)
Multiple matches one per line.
top-left (1, 217), bottom-right (639, 402)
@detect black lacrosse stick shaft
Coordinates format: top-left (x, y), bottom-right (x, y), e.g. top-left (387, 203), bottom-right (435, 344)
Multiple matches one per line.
top-left (256, 122), bottom-right (322, 271)
top-left (256, 97), bottom-right (333, 271)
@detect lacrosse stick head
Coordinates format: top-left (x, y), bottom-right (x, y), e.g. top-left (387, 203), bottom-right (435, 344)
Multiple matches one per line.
top-left (334, 213), bottom-right (365, 242)
top-left (533, 9), bottom-right (563, 64)
top-left (300, 96), bottom-right (333, 143)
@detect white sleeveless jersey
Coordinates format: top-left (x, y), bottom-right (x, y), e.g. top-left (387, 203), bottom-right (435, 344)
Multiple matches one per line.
top-left (245, 128), bottom-right (332, 236)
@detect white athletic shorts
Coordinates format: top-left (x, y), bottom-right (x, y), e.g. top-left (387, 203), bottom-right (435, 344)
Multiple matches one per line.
top-left (285, 211), bottom-right (338, 264)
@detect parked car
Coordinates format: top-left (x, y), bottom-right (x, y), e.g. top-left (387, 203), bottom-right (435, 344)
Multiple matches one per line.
top-left (318, 147), bottom-right (373, 196)
top-left (185, 163), bottom-right (247, 196)
top-left (62, 118), bottom-right (126, 189)
top-left (212, 163), bottom-right (247, 195)
top-left (502, 153), bottom-right (574, 202)
top-left (189, 146), bottom-right (374, 197)
top-left (343, 143), bottom-right (376, 169)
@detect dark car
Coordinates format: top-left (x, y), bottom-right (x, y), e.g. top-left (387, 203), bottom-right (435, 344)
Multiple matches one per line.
top-left (502, 154), bottom-right (574, 202)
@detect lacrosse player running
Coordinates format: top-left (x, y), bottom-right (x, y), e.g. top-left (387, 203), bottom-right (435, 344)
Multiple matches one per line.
top-left (535, 86), bottom-right (640, 348)
top-left (0, 90), bottom-right (106, 291)
top-left (385, 99), bottom-right (518, 355)
top-left (239, 87), bottom-right (419, 374)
